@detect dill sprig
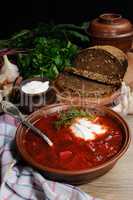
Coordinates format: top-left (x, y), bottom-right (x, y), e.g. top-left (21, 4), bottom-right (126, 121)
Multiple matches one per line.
top-left (54, 107), bottom-right (95, 129)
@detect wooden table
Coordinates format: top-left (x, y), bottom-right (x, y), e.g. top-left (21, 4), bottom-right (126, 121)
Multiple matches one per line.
top-left (80, 115), bottom-right (133, 200)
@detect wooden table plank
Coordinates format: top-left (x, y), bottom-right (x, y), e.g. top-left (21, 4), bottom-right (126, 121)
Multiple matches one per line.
top-left (80, 115), bottom-right (133, 200)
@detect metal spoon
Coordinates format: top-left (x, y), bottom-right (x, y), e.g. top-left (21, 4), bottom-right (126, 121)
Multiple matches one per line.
top-left (1, 100), bottom-right (53, 147)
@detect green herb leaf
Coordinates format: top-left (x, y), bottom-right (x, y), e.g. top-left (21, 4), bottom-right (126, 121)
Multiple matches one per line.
top-left (0, 22), bottom-right (90, 79)
top-left (16, 36), bottom-right (79, 80)
top-left (54, 107), bottom-right (95, 130)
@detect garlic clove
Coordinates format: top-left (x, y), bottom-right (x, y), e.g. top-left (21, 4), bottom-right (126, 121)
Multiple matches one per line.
top-left (1, 55), bottom-right (19, 83)
top-left (112, 103), bottom-right (123, 113)
top-left (112, 82), bottom-right (133, 115)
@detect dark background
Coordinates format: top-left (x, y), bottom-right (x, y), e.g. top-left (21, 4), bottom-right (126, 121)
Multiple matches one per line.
top-left (0, 0), bottom-right (132, 38)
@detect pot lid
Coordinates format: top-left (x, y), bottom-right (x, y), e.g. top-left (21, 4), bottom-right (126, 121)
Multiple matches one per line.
top-left (88, 13), bottom-right (133, 38)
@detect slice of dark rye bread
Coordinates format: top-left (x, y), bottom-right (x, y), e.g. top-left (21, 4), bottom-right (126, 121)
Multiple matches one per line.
top-left (54, 72), bottom-right (119, 99)
top-left (67, 45), bottom-right (128, 86)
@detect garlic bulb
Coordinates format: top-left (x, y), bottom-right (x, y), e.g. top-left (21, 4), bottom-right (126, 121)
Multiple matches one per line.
top-left (112, 82), bottom-right (133, 115)
top-left (0, 55), bottom-right (19, 84)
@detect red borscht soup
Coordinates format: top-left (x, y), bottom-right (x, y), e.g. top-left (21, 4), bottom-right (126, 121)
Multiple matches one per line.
top-left (22, 108), bottom-right (123, 171)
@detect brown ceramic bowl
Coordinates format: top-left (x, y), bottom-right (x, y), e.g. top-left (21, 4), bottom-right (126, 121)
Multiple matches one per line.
top-left (15, 103), bottom-right (130, 185)
top-left (88, 13), bottom-right (133, 52)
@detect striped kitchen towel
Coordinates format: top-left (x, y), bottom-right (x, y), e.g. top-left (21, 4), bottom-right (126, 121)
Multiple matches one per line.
top-left (0, 114), bottom-right (102, 200)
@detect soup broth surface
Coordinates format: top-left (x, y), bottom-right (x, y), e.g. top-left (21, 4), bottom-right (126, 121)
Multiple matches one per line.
top-left (22, 112), bottom-right (122, 171)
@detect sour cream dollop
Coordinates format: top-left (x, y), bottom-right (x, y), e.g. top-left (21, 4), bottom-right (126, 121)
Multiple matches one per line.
top-left (70, 118), bottom-right (107, 141)
top-left (22, 81), bottom-right (49, 94)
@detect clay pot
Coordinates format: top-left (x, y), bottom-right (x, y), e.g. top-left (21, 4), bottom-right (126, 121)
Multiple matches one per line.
top-left (88, 13), bottom-right (133, 52)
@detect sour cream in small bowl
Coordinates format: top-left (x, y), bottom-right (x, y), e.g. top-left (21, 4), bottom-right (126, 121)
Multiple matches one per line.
top-left (20, 77), bottom-right (56, 113)
top-left (21, 80), bottom-right (49, 95)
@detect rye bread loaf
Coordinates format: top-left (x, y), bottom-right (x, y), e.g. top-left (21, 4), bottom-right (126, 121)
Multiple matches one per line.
top-left (69, 45), bottom-right (128, 86)
top-left (54, 72), bottom-right (119, 99)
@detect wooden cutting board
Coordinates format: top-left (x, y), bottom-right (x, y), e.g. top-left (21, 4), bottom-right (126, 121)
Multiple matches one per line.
top-left (124, 52), bottom-right (133, 87)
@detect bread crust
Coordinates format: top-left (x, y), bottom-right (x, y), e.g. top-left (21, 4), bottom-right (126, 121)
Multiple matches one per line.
top-left (72, 45), bottom-right (128, 85)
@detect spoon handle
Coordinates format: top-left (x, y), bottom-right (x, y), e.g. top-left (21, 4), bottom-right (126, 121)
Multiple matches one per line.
top-left (22, 120), bottom-right (53, 147)
top-left (1, 100), bottom-right (53, 147)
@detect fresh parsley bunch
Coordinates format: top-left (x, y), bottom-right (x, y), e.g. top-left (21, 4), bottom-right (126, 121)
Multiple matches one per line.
top-left (17, 37), bottom-right (78, 79)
